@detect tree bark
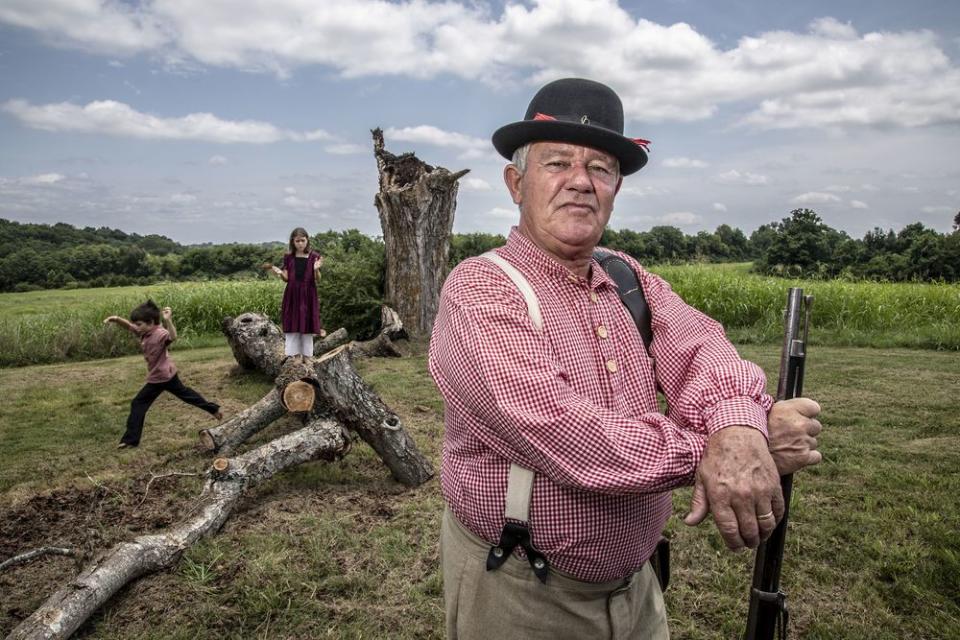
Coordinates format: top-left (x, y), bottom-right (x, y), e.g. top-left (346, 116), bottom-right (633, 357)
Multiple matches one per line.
top-left (348, 333), bottom-right (403, 359)
top-left (8, 419), bottom-right (346, 640)
top-left (216, 315), bottom-right (433, 488)
top-left (372, 128), bottom-right (468, 339)
top-left (310, 346), bottom-right (433, 487)
top-left (198, 388), bottom-right (286, 455)
top-left (221, 313), bottom-right (286, 378)
top-left (315, 327), bottom-right (349, 353)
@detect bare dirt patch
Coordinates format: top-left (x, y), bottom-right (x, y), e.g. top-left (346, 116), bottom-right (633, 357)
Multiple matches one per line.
top-left (0, 475), bottom-right (197, 634)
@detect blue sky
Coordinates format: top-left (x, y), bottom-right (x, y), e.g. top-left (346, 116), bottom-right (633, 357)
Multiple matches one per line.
top-left (1, 0), bottom-right (958, 245)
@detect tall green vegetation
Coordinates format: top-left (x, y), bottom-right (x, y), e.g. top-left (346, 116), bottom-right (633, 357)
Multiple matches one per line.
top-left (752, 209), bottom-right (960, 282)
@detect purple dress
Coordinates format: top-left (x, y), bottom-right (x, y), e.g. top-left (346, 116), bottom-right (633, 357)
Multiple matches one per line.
top-left (281, 251), bottom-right (323, 334)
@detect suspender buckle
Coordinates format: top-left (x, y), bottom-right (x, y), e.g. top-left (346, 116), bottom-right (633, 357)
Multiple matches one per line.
top-left (486, 522), bottom-right (551, 584)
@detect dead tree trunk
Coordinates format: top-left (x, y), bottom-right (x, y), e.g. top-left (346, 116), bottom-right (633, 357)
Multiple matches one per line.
top-left (8, 419), bottom-right (346, 640)
top-left (372, 128), bottom-right (468, 339)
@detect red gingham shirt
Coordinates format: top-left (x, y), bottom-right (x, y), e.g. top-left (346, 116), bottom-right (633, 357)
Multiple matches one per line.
top-left (429, 229), bottom-right (773, 582)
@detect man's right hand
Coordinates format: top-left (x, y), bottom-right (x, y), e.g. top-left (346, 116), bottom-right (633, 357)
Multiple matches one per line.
top-left (768, 398), bottom-right (822, 475)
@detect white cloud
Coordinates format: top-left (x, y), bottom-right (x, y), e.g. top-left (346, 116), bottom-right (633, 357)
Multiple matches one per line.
top-left (713, 202), bottom-right (727, 212)
top-left (2, 99), bottom-right (333, 144)
top-left (850, 200), bottom-right (869, 209)
top-left (21, 172), bottom-right (65, 185)
top-left (170, 192), bottom-right (197, 204)
top-left (5, 2), bottom-right (957, 129)
top-left (284, 187), bottom-right (297, 195)
top-left (461, 177), bottom-right (492, 191)
top-left (385, 125), bottom-right (487, 153)
top-left (662, 157), bottom-right (709, 169)
top-left (660, 211), bottom-right (702, 225)
top-left (208, 154), bottom-right (228, 165)
top-left (620, 184), bottom-right (672, 197)
top-left (824, 184), bottom-right (852, 193)
top-left (921, 205), bottom-right (954, 214)
top-left (283, 195), bottom-right (328, 210)
top-left (791, 191), bottom-right (842, 204)
top-left (715, 169), bottom-right (769, 186)
top-left (489, 206), bottom-right (517, 219)
top-left (324, 143), bottom-right (367, 155)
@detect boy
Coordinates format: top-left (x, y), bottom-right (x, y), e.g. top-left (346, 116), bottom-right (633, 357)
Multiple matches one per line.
top-left (104, 300), bottom-right (222, 448)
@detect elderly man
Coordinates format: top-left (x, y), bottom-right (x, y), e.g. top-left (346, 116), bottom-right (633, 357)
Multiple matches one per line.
top-left (428, 78), bottom-right (821, 639)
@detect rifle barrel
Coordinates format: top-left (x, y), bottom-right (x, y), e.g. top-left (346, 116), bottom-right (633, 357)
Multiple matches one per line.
top-left (744, 288), bottom-right (812, 640)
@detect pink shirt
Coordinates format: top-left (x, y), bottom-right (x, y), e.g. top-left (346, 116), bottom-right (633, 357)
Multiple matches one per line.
top-left (138, 325), bottom-right (177, 383)
top-left (428, 229), bottom-right (773, 582)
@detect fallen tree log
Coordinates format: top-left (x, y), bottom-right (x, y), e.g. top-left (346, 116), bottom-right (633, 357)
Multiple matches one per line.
top-left (211, 315), bottom-right (433, 488)
top-left (8, 418), bottom-right (346, 640)
top-left (198, 388), bottom-right (286, 455)
top-left (315, 327), bottom-right (349, 353)
top-left (348, 333), bottom-right (403, 358)
top-left (310, 345), bottom-right (433, 487)
top-left (221, 313), bottom-right (285, 378)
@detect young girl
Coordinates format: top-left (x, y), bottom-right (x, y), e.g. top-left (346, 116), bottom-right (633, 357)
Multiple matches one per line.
top-left (104, 301), bottom-right (222, 448)
top-left (270, 227), bottom-right (325, 359)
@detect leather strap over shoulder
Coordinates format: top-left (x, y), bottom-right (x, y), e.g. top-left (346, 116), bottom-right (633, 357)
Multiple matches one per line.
top-left (593, 249), bottom-right (653, 354)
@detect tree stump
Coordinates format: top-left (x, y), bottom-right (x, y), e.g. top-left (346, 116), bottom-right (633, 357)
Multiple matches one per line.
top-left (372, 127), bottom-right (468, 339)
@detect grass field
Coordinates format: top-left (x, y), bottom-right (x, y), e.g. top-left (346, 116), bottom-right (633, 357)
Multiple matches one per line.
top-left (1, 343), bottom-right (958, 639)
top-left (2, 264), bottom-right (958, 368)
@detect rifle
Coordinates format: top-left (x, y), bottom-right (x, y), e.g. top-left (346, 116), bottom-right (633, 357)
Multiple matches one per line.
top-left (743, 288), bottom-right (813, 640)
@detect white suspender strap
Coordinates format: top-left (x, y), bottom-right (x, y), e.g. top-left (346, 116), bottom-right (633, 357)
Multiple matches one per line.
top-left (477, 251), bottom-right (550, 582)
top-left (505, 463), bottom-right (535, 522)
top-left (478, 251), bottom-right (539, 525)
top-left (480, 251), bottom-right (543, 332)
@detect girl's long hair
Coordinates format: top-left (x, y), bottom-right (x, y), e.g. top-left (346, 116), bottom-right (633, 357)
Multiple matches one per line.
top-left (288, 227), bottom-right (311, 254)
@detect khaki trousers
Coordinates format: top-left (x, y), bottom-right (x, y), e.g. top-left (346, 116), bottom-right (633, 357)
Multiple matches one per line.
top-left (442, 508), bottom-right (670, 640)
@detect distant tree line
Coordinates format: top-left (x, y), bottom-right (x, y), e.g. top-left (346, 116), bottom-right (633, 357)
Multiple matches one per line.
top-left (2, 210), bottom-right (958, 293)
top-left (751, 209), bottom-right (960, 281)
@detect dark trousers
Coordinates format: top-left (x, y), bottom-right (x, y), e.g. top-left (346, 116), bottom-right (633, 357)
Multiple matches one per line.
top-left (121, 374), bottom-right (219, 446)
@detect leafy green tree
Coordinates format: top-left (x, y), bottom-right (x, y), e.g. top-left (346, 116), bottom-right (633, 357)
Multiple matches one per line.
top-left (448, 233), bottom-right (506, 267)
top-left (757, 209), bottom-right (837, 276)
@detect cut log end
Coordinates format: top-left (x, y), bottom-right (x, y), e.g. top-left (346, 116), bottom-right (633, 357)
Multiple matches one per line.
top-left (283, 380), bottom-right (316, 413)
top-left (198, 429), bottom-right (216, 452)
top-left (212, 458), bottom-right (230, 473)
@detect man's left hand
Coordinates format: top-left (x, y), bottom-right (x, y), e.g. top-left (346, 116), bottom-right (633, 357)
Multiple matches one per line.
top-left (683, 426), bottom-right (784, 551)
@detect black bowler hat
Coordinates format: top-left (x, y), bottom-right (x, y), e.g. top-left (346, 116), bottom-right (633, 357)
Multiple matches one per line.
top-left (492, 78), bottom-right (649, 175)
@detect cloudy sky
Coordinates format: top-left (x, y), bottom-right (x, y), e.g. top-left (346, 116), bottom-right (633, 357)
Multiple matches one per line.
top-left (1, 0), bottom-right (958, 245)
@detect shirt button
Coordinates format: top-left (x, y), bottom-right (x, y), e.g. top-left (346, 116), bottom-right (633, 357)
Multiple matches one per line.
top-left (590, 291), bottom-right (598, 303)
top-left (596, 325), bottom-right (608, 339)
top-left (606, 359), bottom-right (618, 373)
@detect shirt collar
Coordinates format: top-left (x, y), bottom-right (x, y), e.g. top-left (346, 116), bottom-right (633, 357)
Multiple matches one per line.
top-left (501, 227), bottom-right (618, 292)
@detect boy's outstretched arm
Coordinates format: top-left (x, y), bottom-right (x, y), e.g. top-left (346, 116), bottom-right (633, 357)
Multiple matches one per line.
top-left (161, 307), bottom-right (178, 342)
top-left (103, 315), bottom-right (135, 332)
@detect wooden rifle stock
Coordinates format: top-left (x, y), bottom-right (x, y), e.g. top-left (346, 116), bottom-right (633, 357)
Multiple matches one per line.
top-left (744, 288), bottom-right (813, 640)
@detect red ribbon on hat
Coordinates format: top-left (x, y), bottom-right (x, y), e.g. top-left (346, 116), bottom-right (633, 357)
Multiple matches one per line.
top-left (532, 112), bottom-right (650, 151)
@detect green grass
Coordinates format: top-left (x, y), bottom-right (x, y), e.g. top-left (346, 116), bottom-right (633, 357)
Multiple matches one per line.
top-left (3, 265), bottom-right (959, 368)
top-left (0, 280), bottom-right (283, 367)
top-left (1, 345), bottom-right (958, 638)
top-left (651, 263), bottom-right (960, 350)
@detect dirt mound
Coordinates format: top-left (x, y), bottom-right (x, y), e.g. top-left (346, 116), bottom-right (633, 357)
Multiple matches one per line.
top-left (0, 477), bottom-right (195, 634)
